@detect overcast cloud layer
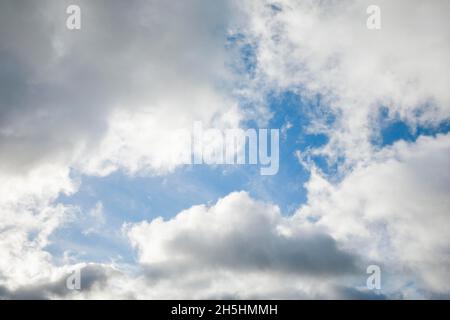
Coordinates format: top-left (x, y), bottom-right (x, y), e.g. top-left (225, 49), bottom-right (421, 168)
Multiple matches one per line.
top-left (0, 0), bottom-right (449, 299)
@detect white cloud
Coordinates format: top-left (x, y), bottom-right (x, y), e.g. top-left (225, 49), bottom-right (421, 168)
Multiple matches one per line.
top-left (125, 191), bottom-right (362, 299)
top-left (0, 0), bottom-right (242, 297)
top-left (0, 0), bottom-right (242, 176)
top-left (0, 164), bottom-right (76, 289)
top-left (239, 0), bottom-right (450, 166)
top-left (1, 190), bottom-right (373, 299)
top-left (0, 0), bottom-right (449, 300)
top-left (79, 98), bottom-right (242, 176)
top-left (4, 135), bottom-right (448, 299)
top-left (297, 133), bottom-right (450, 297)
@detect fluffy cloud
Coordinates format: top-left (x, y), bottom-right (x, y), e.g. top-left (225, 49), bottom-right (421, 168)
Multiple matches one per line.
top-left (0, 0), bottom-right (449, 300)
top-left (297, 133), bottom-right (450, 298)
top-left (126, 191), bottom-right (363, 299)
top-left (0, 264), bottom-right (114, 300)
top-left (0, 0), bottom-right (242, 298)
top-left (115, 133), bottom-right (450, 299)
top-left (0, 164), bottom-right (76, 290)
top-left (240, 0), bottom-right (450, 166)
top-left (1, 191), bottom-right (370, 299)
top-left (0, 0), bottom-right (241, 176)
top-left (2, 133), bottom-right (448, 299)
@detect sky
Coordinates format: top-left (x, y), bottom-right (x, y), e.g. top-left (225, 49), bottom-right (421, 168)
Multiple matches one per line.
top-left (0, 0), bottom-right (449, 299)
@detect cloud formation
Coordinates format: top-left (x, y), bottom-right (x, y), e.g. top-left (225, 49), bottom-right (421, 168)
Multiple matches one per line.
top-left (0, 0), bottom-right (449, 300)
top-left (240, 0), bottom-right (450, 166)
top-left (0, 0), bottom-right (240, 176)
top-left (124, 191), bottom-right (361, 298)
top-left (0, 0), bottom-right (241, 298)
top-left (298, 133), bottom-right (450, 297)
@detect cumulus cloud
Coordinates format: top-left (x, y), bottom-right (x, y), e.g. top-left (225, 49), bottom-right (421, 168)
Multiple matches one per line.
top-left (0, 0), bottom-right (449, 300)
top-left (0, 0), bottom-right (242, 298)
top-left (127, 191), bottom-right (357, 275)
top-left (96, 132), bottom-right (448, 299)
top-left (1, 191), bottom-right (366, 299)
top-left (0, 263), bottom-right (129, 300)
top-left (0, 165), bottom-right (76, 290)
top-left (125, 191), bottom-right (362, 298)
top-left (0, 0), bottom-right (241, 176)
top-left (2, 135), bottom-right (448, 299)
top-left (297, 133), bottom-right (450, 298)
top-left (239, 0), bottom-right (450, 166)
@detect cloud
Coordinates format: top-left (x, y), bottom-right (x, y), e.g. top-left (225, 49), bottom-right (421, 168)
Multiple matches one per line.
top-left (3, 136), bottom-right (448, 299)
top-left (0, 191), bottom-right (363, 299)
top-left (0, 164), bottom-right (76, 290)
top-left (297, 133), bottom-right (450, 297)
top-left (0, 0), bottom-right (241, 176)
top-left (0, 264), bottom-right (120, 300)
top-left (0, 0), bottom-right (448, 300)
top-left (239, 0), bottom-right (450, 166)
top-left (126, 191), bottom-right (361, 298)
top-left (0, 0), bottom-right (243, 297)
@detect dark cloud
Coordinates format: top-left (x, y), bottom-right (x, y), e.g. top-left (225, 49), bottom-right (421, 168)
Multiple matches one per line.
top-left (334, 286), bottom-right (387, 300)
top-left (0, 0), bottom-right (232, 173)
top-left (0, 265), bottom-right (113, 300)
top-left (162, 229), bottom-right (358, 276)
top-left (129, 191), bottom-right (360, 297)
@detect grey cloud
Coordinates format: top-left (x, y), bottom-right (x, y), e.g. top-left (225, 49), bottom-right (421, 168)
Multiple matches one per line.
top-left (0, 265), bottom-right (114, 300)
top-left (128, 191), bottom-right (361, 298)
top-left (162, 229), bottom-right (358, 276)
top-left (0, 0), bottom-right (233, 173)
top-left (334, 286), bottom-right (387, 300)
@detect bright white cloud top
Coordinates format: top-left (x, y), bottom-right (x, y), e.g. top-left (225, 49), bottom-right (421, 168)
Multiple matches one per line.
top-left (0, 0), bottom-right (449, 299)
